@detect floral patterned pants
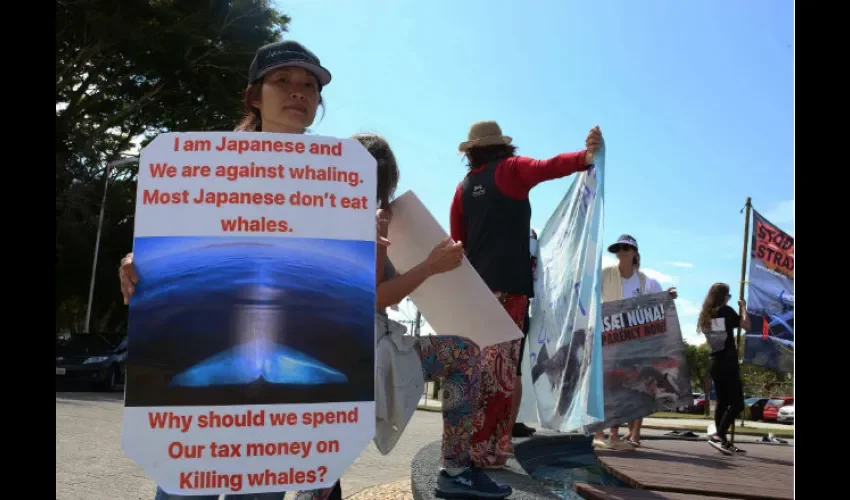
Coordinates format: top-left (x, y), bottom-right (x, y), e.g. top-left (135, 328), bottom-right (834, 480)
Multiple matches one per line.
top-left (469, 291), bottom-right (529, 468)
top-left (293, 335), bottom-right (482, 500)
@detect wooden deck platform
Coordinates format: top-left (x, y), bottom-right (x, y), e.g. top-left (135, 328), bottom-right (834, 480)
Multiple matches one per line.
top-left (573, 483), bottom-right (738, 500)
top-left (594, 439), bottom-right (793, 500)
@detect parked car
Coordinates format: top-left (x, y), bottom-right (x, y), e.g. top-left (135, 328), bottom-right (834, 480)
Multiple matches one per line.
top-left (762, 397), bottom-right (794, 421)
top-left (743, 397), bottom-right (770, 421)
top-left (777, 404), bottom-right (794, 424)
top-left (56, 334), bottom-right (127, 391)
top-left (692, 394), bottom-right (707, 414)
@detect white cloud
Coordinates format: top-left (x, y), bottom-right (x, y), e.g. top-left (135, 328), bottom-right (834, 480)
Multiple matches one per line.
top-left (602, 255), bottom-right (677, 285)
top-left (667, 261), bottom-right (695, 269)
top-left (675, 298), bottom-right (701, 316)
top-left (678, 309), bottom-right (706, 345)
top-left (673, 297), bottom-right (705, 345)
top-left (680, 325), bottom-right (705, 346)
top-left (642, 268), bottom-right (676, 285)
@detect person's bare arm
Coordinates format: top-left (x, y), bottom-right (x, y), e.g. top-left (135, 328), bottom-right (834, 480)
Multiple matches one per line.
top-left (375, 209), bottom-right (390, 287)
top-left (377, 237), bottom-right (463, 310)
top-left (738, 299), bottom-right (751, 330)
top-left (119, 253), bottom-right (137, 305)
top-left (377, 262), bottom-right (435, 310)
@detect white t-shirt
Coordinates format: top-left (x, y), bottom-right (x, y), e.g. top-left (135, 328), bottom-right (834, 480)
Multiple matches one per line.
top-left (621, 271), bottom-right (662, 299)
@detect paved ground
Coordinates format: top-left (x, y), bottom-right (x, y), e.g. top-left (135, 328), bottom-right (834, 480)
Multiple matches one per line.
top-left (642, 416), bottom-right (791, 431)
top-left (57, 390), bottom-right (792, 500)
top-left (57, 390), bottom-right (441, 499)
top-left (421, 399), bottom-right (792, 431)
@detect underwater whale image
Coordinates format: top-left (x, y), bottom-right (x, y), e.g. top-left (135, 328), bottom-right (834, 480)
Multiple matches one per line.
top-left (125, 236), bottom-right (374, 407)
top-left (170, 337), bottom-right (349, 387)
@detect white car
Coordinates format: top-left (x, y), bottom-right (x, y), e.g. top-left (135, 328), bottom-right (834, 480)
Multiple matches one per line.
top-left (777, 404), bottom-right (794, 424)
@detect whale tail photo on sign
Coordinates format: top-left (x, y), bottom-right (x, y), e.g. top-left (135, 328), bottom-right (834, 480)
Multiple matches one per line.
top-left (122, 132), bottom-right (377, 496)
top-left (742, 209), bottom-right (794, 373)
top-left (518, 144), bottom-right (605, 432)
top-left (586, 292), bottom-right (692, 432)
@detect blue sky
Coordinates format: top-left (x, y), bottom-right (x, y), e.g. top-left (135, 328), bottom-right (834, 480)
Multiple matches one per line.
top-left (275, 0), bottom-right (794, 344)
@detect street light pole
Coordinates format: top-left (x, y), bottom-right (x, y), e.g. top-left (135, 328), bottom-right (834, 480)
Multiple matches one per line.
top-left (84, 157), bottom-right (139, 333)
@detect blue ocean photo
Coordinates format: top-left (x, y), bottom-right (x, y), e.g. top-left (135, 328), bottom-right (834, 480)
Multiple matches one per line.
top-left (125, 236), bottom-right (375, 407)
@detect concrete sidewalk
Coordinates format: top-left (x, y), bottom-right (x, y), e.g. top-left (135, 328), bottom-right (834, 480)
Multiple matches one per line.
top-left (417, 398), bottom-right (793, 435)
top-left (56, 392), bottom-right (790, 500)
top-left (642, 416), bottom-right (791, 431)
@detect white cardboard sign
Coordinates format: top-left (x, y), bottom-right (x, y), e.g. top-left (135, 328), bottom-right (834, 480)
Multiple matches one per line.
top-left (386, 190), bottom-right (522, 348)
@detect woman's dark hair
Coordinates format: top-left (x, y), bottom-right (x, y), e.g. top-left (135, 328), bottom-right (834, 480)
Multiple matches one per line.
top-left (634, 251), bottom-right (640, 267)
top-left (464, 144), bottom-right (518, 169)
top-left (697, 282), bottom-right (731, 333)
top-left (352, 133), bottom-right (399, 210)
top-left (234, 79), bottom-right (325, 132)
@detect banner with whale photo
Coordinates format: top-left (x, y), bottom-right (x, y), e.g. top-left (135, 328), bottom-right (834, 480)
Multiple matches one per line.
top-left (121, 132), bottom-right (378, 496)
top-left (742, 210), bottom-right (794, 373)
top-left (517, 145), bottom-right (606, 432)
top-left (586, 292), bottom-right (692, 433)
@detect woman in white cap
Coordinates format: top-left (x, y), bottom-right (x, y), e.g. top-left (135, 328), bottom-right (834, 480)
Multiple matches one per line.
top-left (592, 235), bottom-right (677, 450)
top-left (120, 41), bottom-right (510, 500)
top-left (449, 120), bottom-right (602, 468)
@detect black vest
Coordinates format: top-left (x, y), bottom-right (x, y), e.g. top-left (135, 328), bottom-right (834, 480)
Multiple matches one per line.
top-left (461, 162), bottom-right (533, 296)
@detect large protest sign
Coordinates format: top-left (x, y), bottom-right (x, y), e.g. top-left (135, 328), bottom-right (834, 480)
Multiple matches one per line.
top-left (386, 190), bottom-right (522, 348)
top-left (122, 132), bottom-right (377, 495)
top-left (586, 292), bottom-right (692, 432)
top-left (518, 147), bottom-right (605, 432)
top-left (742, 210), bottom-right (794, 373)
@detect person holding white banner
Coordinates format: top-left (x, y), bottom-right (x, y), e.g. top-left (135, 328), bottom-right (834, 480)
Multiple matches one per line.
top-left (450, 120), bottom-right (602, 468)
top-left (305, 133), bottom-right (512, 499)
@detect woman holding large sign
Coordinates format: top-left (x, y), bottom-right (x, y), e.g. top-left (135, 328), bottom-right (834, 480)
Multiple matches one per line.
top-left (593, 235), bottom-right (677, 450)
top-left (120, 41), bottom-right (506, 500)
top-left (345, 133), bottom-right (511, 500)
top-left (121, 37), bottom-right (334, 500)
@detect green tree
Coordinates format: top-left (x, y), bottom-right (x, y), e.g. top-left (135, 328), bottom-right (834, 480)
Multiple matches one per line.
top-left (740, 363), bottom-right (793, 397)
top-left (684, 341), bottom-right (711, 392)
top-left (683, 342), bottom-right (713, 416)
top-left (56, 0), bottom-right (291, 332)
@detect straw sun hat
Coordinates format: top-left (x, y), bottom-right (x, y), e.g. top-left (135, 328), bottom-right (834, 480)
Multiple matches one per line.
top-left (458, 120), bottom-right (513, 152)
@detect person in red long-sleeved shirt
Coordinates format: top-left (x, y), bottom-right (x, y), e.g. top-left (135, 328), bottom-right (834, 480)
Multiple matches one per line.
top-left (450, 120), bottom-right (602, 468)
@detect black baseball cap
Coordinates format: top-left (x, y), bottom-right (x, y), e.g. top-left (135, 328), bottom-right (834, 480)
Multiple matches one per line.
top-left (608, 234), bottom-right (638, 253)
top-left (248, 40), bottom-right (332, 88)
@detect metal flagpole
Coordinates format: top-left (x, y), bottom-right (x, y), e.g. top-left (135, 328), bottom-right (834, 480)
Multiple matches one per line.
top-left (84, 157), bottom-right (139, 333)
top-left (730, 197), bottom-right (752, 445)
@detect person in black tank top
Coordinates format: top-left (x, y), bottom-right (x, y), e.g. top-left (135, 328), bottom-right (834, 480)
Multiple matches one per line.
top-left (697, 282), bottom-right (751, 455)
top-left (450, 120), bottom-right (603, 467)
